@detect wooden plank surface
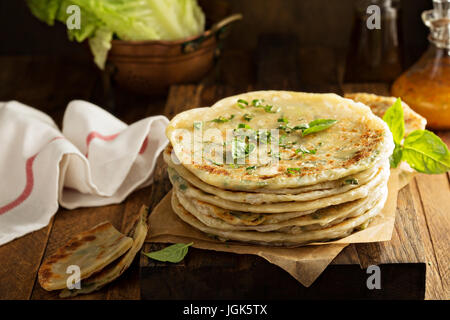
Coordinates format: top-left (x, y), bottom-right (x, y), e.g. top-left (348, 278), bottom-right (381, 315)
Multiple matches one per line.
top-left (0, 56), bottom-right (160, 300)
top-left (0, 56), bottom-right (98, 300)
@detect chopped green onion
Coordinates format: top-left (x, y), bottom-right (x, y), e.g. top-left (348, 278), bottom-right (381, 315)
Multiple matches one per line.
top-left (193, 121), bottom-right (202, 129)
top-left (295, 146), bottom-right (317, 155)
top-left (237, 99), bottom-right (248, 109)
top-left (211, 114), bottom-right (235, 123)
top-left (286, 168), bottom-right (302, 174)
top-left (344, 178), bottom-right (359, 185)
top-left (238, 123), bottom-right (252, 129)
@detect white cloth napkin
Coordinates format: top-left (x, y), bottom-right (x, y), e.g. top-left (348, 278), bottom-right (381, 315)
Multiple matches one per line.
top-left (0, 100), bottom-right (169, 246)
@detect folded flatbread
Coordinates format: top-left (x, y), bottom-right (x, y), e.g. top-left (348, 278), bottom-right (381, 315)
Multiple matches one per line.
top-left (59, 205), bottom-right (149, 298)
top-left (38, 222), bottom-right (133, 291)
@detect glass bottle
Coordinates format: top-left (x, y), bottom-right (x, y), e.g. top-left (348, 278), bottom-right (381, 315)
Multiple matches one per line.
top-left (391, 0), bottom-right (450, 129)
top-left (345, 0), bottom-right (402, 82)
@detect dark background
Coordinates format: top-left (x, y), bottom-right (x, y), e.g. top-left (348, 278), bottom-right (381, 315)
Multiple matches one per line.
top-left (0, 0), bottom-right (432, 69)
top-left (0, 0), bottom-right (435, 120)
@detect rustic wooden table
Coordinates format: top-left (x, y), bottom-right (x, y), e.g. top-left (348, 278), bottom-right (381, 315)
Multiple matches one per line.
top-left (0, 45), bottom-right (448, 299)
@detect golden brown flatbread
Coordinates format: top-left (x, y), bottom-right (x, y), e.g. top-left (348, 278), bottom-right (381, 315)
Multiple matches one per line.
top-left (344, 93), bottom-right (426, 135)
top-left (38, 222), bottom-right (133, 291)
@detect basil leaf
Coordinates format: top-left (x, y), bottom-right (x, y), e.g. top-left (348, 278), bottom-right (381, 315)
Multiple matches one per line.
top-left (390, 143), bottom-right (403, 168)
top-left (302, 119), bottom-right (337, 136)
top-left (383, 98), bottom-right (404, 145)
top-left (143, 242), bottom-right (193, 263)
top-left (402, 130), bottom-right (450, 174)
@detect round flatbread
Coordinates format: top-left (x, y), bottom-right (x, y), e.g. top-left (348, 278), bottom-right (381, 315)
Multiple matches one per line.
top-left (174, 185), bottom-right (387, 232)
top-left (167, 91), bottom-right (394, 191)
top-left (344, 93), bottom-right (426, 135)
top-left (171, 191), bottom-right (387, 246)
top-left (170, 163), bottom-right (390, 214)
top-left (167, 153), bottom-right (384, 204)
top-left (164, 145), bottom-right (380, 195)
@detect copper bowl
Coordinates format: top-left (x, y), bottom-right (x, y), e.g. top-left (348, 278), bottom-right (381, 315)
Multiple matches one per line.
top-left (106, 3), bottom-right (242, 95)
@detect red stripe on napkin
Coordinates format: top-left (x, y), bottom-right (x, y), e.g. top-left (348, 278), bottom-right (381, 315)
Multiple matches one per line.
top-left (85, 131), bottom-right (149, 157)
top-left (0, 137), bottom-right (64, 215)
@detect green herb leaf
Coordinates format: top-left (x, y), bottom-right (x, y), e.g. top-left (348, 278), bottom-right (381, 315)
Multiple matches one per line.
top-left (193, 121), bottom-right (202, 130)
top-left (265, 105), bottom-right (276, 113)
top-left (251, 99), bottom-right (276, 113)
top-left (238, 123), bottom-right (252, 129)
top-left (232, 137), bottom-right (247, 160)
top-left (251, 99), bottom-right (263, 107)
top-left (293, 124), bottom-right (308, 131)
top-left (402, 130), bottom-right (450, 174)
top-left (143, 242), bottom-right (193, 263)
top-left (211, 114), bottom-right (235, 123)
top-left (344, 178), bottom-right (359, 185)
top-left (383, 98), bottom-right (404, 145)
top-left (237, 99), bottom-right (248, 109)
top-left (295, 146), bottom-right (317, 155)
top-left (302, 119), bottom-right (337, 136)
top-left (286, 167), bottom-right (301, 174)
top-left (390, 143), bottom-right (403, 168)
top-left (245, 143), bottom-right (256, 155)
top-left (278, 124), bottom-right (293, 133)
top-left (208, 159), bottom-right (222, 166)
top-left (179, 183), bottom-right (188, 191)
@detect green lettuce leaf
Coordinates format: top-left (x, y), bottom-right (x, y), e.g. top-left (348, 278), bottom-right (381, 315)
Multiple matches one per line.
top-left (26, 0), bottom-right (206, 69)
top-left (88, 27), bottom-right (113, 69)
top-left (26, 0), bottom-right (61, 25)
top-left (56, 0), bottom-right (101, 42)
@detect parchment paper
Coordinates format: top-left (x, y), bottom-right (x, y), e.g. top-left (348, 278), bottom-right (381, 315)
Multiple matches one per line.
top-left (146, 167), bottom-right (406, 287)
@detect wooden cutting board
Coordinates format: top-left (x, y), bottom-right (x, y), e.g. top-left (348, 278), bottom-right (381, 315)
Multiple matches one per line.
top-left (139, 83), bottom-right (427, 300)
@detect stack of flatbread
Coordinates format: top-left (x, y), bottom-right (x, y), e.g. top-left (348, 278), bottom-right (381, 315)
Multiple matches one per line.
top-left (165, 91), bottom-right (397, 246)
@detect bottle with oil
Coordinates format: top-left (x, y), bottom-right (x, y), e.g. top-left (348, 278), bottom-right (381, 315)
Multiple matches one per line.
top-left (392, 0), bottom-right (450, 129)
